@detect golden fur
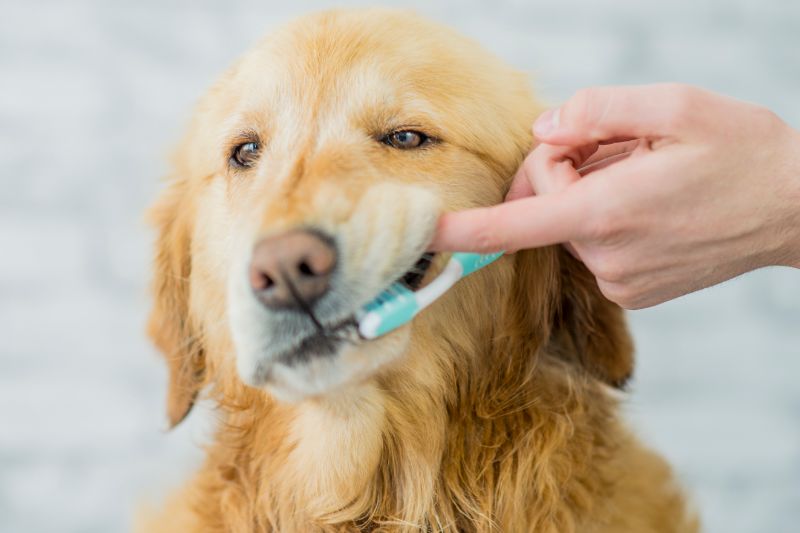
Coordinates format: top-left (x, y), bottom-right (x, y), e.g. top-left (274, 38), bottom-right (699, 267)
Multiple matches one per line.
top-left (141, 9), bottom-right (698, 532)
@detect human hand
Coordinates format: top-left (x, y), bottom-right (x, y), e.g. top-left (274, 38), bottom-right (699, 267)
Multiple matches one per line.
top-left (430, 84), bottom-right (800, 308)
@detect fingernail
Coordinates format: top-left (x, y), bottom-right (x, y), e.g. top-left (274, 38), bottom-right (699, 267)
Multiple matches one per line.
top-left (533, 107), bottom-right (560, 137)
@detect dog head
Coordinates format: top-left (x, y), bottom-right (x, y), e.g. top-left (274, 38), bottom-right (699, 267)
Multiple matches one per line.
top-left (147, 9), bottom-right (632, 426)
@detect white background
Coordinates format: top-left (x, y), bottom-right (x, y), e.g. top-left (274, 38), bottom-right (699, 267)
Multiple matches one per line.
top-left (1, 1), bottom-right (798, 531)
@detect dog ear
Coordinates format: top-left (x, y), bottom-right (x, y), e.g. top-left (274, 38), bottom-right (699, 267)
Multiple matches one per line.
top-left (146, 176), bottom-right (206, 427)
top-left (547, 249), bottom-right (634, 388)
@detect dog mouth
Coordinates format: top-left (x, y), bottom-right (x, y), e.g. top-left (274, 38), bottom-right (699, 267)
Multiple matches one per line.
top-left (398, 252), bottom-right (435, 290)
top-left (272, 316), bottom-right (358, 366)
top-left (270, 252), bottom-right (437, 365)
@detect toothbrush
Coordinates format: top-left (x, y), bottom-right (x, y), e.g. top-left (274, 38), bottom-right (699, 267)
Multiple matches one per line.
top-left (356, 252), bottom-right (503, 339)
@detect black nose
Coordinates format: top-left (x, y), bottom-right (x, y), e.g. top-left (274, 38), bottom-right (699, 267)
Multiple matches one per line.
top-left (248, 230), bottom-right (337, 309)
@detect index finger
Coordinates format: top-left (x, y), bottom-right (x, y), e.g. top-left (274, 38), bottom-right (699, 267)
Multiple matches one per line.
top-left (428, 188), bottom-right (589, 253)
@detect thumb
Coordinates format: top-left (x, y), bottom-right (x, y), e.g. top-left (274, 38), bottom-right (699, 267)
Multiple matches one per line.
top-left (533, 83), bottom-right (699, 145)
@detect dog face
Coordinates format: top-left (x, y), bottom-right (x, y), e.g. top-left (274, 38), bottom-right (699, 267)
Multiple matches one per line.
top-left (148, 9), bottom-right (632, 425)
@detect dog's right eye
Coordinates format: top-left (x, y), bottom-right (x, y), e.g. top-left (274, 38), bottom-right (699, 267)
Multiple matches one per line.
top-left (230, 141), bottom-right (260, 168)
top-left (381, 130), bottom-right (431, 150)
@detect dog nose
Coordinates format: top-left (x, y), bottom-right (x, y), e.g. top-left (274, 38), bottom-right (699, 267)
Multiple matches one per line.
top-left (249, 230), bottom-right (337, 309)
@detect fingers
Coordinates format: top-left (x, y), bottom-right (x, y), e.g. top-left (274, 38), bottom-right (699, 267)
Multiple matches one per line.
top-left (505, 167), bottom-right (534, 202)
top-left (509, 138), bottom-right (640, 204)
top-left (536, 142), bottom-right (601, 192)
top-left (577, 139), bottom-right (643, 175)
top-left (496, 139), bottom-right (639, 252)
top-left (580, 139), bottom-right (640, 168)
top-left (533, 83), bottom-right (703, 145)
top-left (429, 186), bottom-right (589, 253)
top-left (507, 141), bottom-right (599, 202)
top-left (435, 84), bottom-right (694, 254)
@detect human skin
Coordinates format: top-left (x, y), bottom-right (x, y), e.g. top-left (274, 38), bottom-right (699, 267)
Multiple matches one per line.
top-left (430, 84), bottom-right (800, 309)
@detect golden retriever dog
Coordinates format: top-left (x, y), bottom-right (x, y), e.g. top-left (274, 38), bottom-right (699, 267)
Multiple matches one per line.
top-left (141, 8), bottom-right (698, 532)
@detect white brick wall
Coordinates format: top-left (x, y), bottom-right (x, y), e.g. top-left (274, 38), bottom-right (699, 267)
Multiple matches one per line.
top-left (1, 1), bottom-right (798, 531)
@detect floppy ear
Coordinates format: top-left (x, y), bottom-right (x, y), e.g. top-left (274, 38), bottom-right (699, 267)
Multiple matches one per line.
top-left (547, 249), bottom-right (634, 388)
top-left (147, 176), bottom-right (206, 427)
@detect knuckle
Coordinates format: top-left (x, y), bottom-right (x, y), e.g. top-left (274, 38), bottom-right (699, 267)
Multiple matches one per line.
top-left (752, 105), bottom-right (783, 132)
top-left (564, 88), bottom-right (597, 129)
top-left (472, 229), bottom-right (494, 254)
top-left (596, 280), bottom-right (637, 309)
top-left (591, 256), bottom-right (628, 284)
top-left (664, 83), bottom-right (699, 129)
top-left (596, 278), bottom-right (621, 301)
top-left (664, 82), bottom-right (697, 100)
top-left (473, 212), bottom-right (504, 253)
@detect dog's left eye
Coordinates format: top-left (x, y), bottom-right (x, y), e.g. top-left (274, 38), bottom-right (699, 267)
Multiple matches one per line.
top-left (230, 141), bottom-right (260, 168)
top-left (382, 130), bottom-right (430, 149)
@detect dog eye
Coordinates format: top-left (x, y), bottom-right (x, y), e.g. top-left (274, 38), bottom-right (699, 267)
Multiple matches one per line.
top-left (382, 130), bottom-right (430, 149)
top-left (231, 141), bottom-right (260, 168)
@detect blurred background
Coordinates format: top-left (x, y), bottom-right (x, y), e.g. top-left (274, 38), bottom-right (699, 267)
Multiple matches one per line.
top-left (1, 0), bottom-right (798, 531)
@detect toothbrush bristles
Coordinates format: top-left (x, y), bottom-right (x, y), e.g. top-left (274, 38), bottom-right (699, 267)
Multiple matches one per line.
top-left (369, 282), bottom-right (410, 309)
